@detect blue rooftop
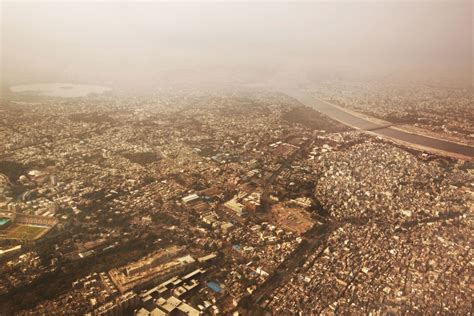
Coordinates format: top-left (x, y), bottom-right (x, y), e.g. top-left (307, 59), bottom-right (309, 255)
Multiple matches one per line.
top-left (207, 281), bottom-right (221, 293)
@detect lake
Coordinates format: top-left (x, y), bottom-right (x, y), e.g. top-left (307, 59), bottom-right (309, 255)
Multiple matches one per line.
top-left (10, 83), bottom-right (111, 98)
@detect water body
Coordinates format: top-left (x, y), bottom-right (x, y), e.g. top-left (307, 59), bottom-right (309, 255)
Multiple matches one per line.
top-left (10, 83), bottom-right (111, 98)
top-left (286, 90), bottom-right (474, 158)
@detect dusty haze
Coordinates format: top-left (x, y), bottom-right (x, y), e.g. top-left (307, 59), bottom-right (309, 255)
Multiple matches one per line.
top-left (1, 1), bottom-right (472, 89)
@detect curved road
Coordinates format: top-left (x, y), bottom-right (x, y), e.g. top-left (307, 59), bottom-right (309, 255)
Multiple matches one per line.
top-left (286, 90), bottom-right (474, 159)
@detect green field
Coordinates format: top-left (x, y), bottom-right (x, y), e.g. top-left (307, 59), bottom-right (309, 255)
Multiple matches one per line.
top-left (0, 224), bottom-right (49, 240)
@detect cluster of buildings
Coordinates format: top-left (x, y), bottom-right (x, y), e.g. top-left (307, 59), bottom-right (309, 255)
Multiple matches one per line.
top-left (265, 135), bottom-right (473, 314)
top-left (311, 79), bottom-right (473, 145)
top-left (109, 246), bottom-right (197, 294)
top-left (0, 250), bottom-right (54, 295)
top-left (0, 88), bottom-right (472, 314)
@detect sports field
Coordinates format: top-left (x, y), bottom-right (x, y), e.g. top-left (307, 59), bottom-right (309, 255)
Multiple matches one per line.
top-left (0, 224), bottom-right (49, 240)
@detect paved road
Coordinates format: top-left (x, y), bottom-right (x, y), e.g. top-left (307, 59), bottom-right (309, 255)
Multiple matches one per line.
top-left (237, 223), bottom-right (332, 312)
top-left (286, 90), bottom-right (474, 159)
top-left (260, 138), bottom-right (313, 212)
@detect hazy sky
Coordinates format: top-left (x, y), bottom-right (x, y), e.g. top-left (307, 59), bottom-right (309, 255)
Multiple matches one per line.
top-left (1, 1), bottom-right (472, 88)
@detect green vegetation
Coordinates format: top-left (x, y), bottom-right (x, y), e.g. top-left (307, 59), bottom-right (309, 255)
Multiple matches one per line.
top-left (282, 106), bottom-right (350, 132)
top-left (123, 152), bottom-right (160, 166)
top-left (1, 224), bottom-right (48, 240)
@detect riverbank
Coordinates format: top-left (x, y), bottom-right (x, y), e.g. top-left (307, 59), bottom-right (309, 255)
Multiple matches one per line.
top-left (285, 90), bottom-right (474, 161)
top-left (320, 100), bottom-right (473, 160)
top-left (322, 98), bottom-right (473, 147)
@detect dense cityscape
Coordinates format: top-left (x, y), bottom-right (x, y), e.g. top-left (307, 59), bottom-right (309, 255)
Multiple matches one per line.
top-left (311, 79), bottom-right (473, 146)
top-left (1, 1), bottom-right (472, 315)
top-left (0, 87), bottom-right (472, 315)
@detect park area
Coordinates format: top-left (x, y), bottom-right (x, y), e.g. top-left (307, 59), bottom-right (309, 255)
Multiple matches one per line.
top-left (0, 224), bottom-right (49, 240)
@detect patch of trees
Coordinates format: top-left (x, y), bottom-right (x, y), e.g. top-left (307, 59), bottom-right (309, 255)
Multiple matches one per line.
top-left (0, 160), bottom-right (30, 182)
top-left (151, 212), bottom-right (179, 226)
top-left (68, 112), bottom-right (115, 124)
top-left (123, 152), bottom-right (160, 166)
top-left (282, 106), bottom-right (350, 132)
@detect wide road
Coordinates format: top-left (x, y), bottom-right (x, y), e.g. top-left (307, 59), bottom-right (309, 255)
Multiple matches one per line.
top-left (286, 90), bottom-right (474, 159)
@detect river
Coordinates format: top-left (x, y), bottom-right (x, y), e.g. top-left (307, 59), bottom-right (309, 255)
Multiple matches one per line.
top-left (286, 90), bottom-right (474, 159)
